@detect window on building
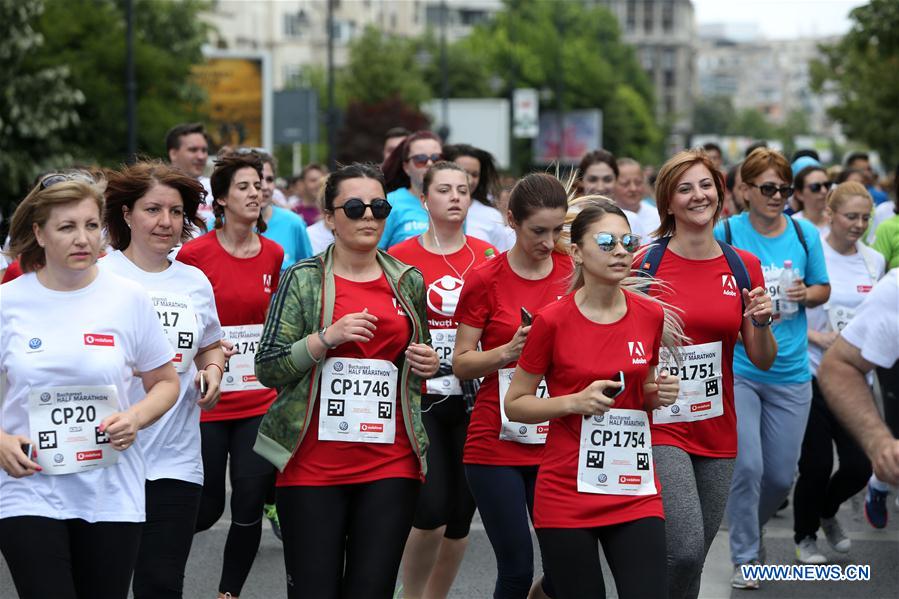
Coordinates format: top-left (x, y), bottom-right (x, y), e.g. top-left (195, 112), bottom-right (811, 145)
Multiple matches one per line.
top-left (626, 1), bottom-right (636, 31)
top-left (644, 0), bottom-right (654, 33)
top-left (662, 0), bottom-right (674, 31)
top-left (283, 10), bottom-right (309, 38)
top-left (664, 69), bottom-right (675, 87)
top-left (665, 94), bottom-right (675, 115)
top-left (283, 64), bottom-right (303, 88)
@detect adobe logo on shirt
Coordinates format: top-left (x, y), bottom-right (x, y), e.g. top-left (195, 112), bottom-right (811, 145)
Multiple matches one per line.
top-left (84, 334), bottom-right (115, 347)
top-left (262, 274), bottom-right (273, 294)
top-left (628, 341), bottom-right (647, 365)
top-left (721, 274), bottom-right (738, 297)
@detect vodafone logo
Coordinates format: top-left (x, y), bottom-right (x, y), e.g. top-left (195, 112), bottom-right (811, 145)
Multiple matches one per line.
top-left (76, 450), bottom-right (103, 461)
top-left (427, 275), bottom-right (464, 317)
top-left (628, 341), bottom-right (647, 365)
top-left (242, 374), bottom-right (258, 383)
top-left (858, 285), bottom-right (872, 293)
top-left (619, 475), bottom-right (642, 485)
top-left (173, 353), bottom-right (183, 363)
top-left (360, 423), bottom-right (384, 433)
top-left (536, 425), bottom-right (550, 435)
top-left (84, 334), bottom-right (115, 347)
top-left (691, 401), bottom-right (712, 413)
top-left (721, 274), bottom-right (738, 297)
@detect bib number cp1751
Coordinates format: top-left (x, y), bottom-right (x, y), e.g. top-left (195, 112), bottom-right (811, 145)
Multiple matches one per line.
top-left (498, 367), bottom-right (549, 444)
top-left (653, 341), bottom-right (723, 424)
top-left (578, 408), bottom-right (656, 496)
top-left (28, 385), bottom-right (121, 475)
top-left (319, 358), bottom-right (398, 444)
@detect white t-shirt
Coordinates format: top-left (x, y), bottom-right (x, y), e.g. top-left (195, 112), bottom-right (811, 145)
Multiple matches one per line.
top-left (793, 211), bottom-right (831, 238)
top-left (100, 251), bottom-right (222, 484)
top-left (0, 269), bottom-right (173, 522)
top-left (624, 202), bottom-right (661, 241)
top-left (466, 200), bottom-right (515, 252)
top-left (867, 202), bottom-right (896, 245)
top-left (841, 269), bottom-right (899, 369)
top-left (806, 242), bottom-right (885, 374)
top-left (307, 219), bottom-right (335, 255)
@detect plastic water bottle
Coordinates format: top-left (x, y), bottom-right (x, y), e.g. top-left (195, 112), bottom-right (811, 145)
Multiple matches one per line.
top-left (778, 260), bottom-right (799, 319)
top-left (484, 248), bottom-right (497, 260)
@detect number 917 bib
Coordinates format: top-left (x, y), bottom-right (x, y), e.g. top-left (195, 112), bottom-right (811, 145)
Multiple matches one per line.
top-left (319, 358), bottom-right (398, 444)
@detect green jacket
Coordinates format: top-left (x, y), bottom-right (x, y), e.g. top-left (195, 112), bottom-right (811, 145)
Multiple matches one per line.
top-left (253, 244), bottom-right (431, 475)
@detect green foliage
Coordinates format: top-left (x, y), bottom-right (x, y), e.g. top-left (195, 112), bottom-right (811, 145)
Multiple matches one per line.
top-left (0, 0), bottom-right (84, 216)
top-left (811, 0), bottom-right (899, 166)
top-left (340, 26), bottom-right (431, 106)
top-left (692, 96), bottom-right (737, 136)
top-left (24, 0), bottom-right (211, 167)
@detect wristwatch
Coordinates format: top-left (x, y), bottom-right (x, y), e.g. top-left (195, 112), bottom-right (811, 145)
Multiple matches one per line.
top-left (750, 314), bottom-right (773, 328)
top-left (318, 326), bottom-right (338, 349)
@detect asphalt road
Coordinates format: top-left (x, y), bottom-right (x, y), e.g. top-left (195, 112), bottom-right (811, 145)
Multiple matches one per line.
top-left (2, 487), bottom-right (896, 598)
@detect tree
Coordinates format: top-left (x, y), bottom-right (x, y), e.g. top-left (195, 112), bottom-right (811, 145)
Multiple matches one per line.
top-left (335, 97), bottom-right (430, 164)
top-left (811, 0), bottom-right (899, 166)
top-left (340, 26), bottom-right (431, 107)
top-left (0, 0), bottom-right (83, 219)
top-left (23, 0), bottom-right (211, 166)
top-left (692, 96), bottom-right (737, 136)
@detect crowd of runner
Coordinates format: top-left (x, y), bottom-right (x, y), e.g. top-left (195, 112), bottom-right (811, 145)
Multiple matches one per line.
top-left (0, 125), bottom-right (897, 599)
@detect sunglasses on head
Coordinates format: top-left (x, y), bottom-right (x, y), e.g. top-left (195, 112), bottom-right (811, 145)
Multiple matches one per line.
top-left (333, 198), bottom-right (392, 220)
top-left (593, 232), bottom-right (641, 253)
top-left (39, 172), bottom-right (96, 190)
top-left (407, 153), bottom-right (442, 168)
top-left (805, 181), bottom-right (832, 193)
top-left (748, 182), bottom-right (794, 198)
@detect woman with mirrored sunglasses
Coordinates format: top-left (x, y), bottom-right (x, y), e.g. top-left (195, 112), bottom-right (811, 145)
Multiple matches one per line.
top-left (380, 130), bottom-right (444, 250)
top-left (713, 148), bottom-right (830, 590)
top-left (637, 150), bottom-right (775, 598)
top-left (254, 163), bottom-right (439, 598)
top-left (793, 165), bottom-right (832, 236)
top-left (503, 200), bottom-right (686, 599)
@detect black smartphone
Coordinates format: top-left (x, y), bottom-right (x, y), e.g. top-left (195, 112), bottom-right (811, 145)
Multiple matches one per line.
top-left (520, 307), bottom-right (533, 326)
top-left (21, 443), bottom-right (32, 459)
top-left (602, 370), bottom-right (625, 399)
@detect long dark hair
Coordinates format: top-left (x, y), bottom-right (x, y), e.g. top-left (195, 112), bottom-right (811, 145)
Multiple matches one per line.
top-left (442, 143), bottom-right (500, 206)
top-left (210, 152), bottom-right (266, 233)
top-left (322, 163), bottom-right (386, 212)
top-left (509, 173), bottom-right (568, 224)
top-left (381, 130), bottom-right (442, 193)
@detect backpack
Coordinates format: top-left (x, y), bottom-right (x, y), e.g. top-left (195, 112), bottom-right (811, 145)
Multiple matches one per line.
top-left (638, 236), bottom-right (752, 310)
top-left (724, 215), bottom-right (809, 257)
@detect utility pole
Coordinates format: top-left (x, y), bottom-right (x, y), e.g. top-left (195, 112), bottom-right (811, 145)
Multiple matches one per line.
top-left (326, 0), bottom-right (337, 171)
top-left (438, 0), bottom-right (450, 141)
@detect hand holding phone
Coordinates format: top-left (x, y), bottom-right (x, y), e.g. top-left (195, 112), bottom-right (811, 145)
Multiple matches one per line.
top-left (520, 307), bottom-right (533, 326)
top-left (602, 371), bottom-right (625, 399)
top-left (21, 443), bottom-right (32, 459)
top-left (199, 371), bottom-right (207, 396)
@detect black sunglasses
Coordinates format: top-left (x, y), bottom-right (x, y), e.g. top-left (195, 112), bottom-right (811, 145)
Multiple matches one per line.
top-left (333, 198), bottom-right (392, 220)
top-left (407, 153), bottom-right (442, 168)
top-left (805, 181), bottom-right (832, 193)
top-left (593, 232), bottom-right (642, 253)
top-left (748, 182), bottom-right (794, 198)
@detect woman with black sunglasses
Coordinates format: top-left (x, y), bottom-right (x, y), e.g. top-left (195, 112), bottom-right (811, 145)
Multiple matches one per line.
top-left (380, 130), bottom-right (443, 250)
top-left (793, 165), bottom-right (832, 236)
top-left (503, 200), bottom-right (684, 599)
top-left (254, 163), bottom-right (439, 598)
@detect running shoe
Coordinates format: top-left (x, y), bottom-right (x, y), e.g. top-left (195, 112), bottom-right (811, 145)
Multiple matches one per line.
top-left (795, 536), bottom-right (827, 564)
top-left (864, 482), bottom-right (889, 529)
top-left (731, 561), bottom-right (761, 590)
top-left (264, 503), bottom-right (283, 541)
top-left (820, 517), bottom-right (851, 552)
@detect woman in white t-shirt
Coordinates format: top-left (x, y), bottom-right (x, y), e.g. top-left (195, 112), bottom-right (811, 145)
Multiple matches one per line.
top-left (0, 174), bottom-right (178, 599)
top-left (793, 181), bottom-right (885, 564)
top-left (101, 161), bottom-right (226, 598)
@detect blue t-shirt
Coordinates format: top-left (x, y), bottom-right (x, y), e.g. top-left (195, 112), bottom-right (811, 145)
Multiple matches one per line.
top-left (868, 185), bottom-right (890, 206)
top-left (713, 213), bottom-right (830, 384)
top-left (379, 187), bottom-right (429, 250)
top-left (206, 206), bottom-right (313, 271)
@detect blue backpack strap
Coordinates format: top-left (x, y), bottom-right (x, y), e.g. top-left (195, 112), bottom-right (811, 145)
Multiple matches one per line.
top-left (637, 236), bottom-right (673, 279)
top-left (724, 217), bottom-right (732, 245)
top-left (789, 215), bottom-right (809, 257)
top-left (716, 240), bottom-right (751, 310)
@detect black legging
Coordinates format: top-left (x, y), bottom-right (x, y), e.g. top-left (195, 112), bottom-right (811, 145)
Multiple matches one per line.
top-left (877, 363), bottom-right (899, 437)
top-left (276, 478), bottom-right (420, 599)
top-left (793, 377), bottom-right (871, 542)
top-left (0, 516), bottom-right (142, 599)
top-left (195, 415), bottom-right (275, 596)
top-left (133, 478), bottom-right (203, 599)
top-left (413, 394), bottom-right (477, 538)
top-left (536, 517), bottom-right (667, 599)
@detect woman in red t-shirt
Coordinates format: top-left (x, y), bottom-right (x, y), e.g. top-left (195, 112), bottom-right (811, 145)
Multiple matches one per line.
top-left (176, 152), bottom-right (284, 599)
top-left (389, 162), bottom-right (496, 598)
top-left (453, 173), bottom-right (572, 598)
top-left (505, 200), bottom-right (683, 598)
top-left (641, 151), bottom-right (775, 597)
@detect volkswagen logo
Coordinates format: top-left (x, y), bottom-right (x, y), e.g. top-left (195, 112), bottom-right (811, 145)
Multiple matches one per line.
top-left (40, 392), bottom-right (52, 403)
top-left (598, 474), bottom-right (607, 483)
top-left (54, 453), bottom-right (64, 464)
top-left (339, 421), bottom-right (349, 431)
top-left (333, 361), bottom-right (344, 373)
top-left (671, 404), bottom-right (680, 414)
top-left (518, 425), bottom-right (528, 435)
top-left (594, 414), bottom-right (605, 424)
top-left (29, 338), bottom-right (42, 350)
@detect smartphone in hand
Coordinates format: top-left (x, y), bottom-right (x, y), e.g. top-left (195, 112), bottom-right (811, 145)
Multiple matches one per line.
top-left (520, 307), bottom-right (533, 326)
top-left (21, 443), bottom-right (32, 459)
top-left (602, 371), bottom-right (625, 399)
top-left (199, 371), bottom-right (207, 396)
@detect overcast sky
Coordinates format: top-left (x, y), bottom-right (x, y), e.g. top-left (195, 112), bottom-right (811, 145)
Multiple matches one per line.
top-left (692, 0), bottom-right (868, 39)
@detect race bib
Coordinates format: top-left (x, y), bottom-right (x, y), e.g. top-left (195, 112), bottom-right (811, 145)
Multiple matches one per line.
top-left (826, 304), bottom-right (856, 333)
top-left (578, 409), bottom-right (656, 496)
top-left (426, 328), bottom-right (462, 396)
top-left (319, 358), bottom-right (398, 444)
top-left (28, 385), bottom-right (121, 475)
top-left (498, 367), bottom-right (549, 444)
top-left (150, 291), bottom-right (199, 373)
top-left (221, 325), bottom-right (264, 392)
top-left (653, 341), bottom-right (723, 424)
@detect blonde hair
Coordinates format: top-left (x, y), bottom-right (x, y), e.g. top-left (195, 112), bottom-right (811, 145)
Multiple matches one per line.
top-left (826, 181), bottom-right (872, 211)
top-left (7, 175), bottom-right (106, 272)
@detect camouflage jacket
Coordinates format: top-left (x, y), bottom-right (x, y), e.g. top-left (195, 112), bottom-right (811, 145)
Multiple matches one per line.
top-left (253, 244), bottom-right (431, 475)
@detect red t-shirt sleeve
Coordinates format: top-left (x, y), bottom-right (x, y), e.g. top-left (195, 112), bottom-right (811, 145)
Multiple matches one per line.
top-left (2, 260), bottom-right (23, 283)
top-left (455, 267), bottom-right (490, 328)
top-left (517, 312), bottom-right (553, 375)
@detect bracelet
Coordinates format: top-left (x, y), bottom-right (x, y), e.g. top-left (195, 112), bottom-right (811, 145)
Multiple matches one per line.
top-left (750, 314), bottom-right (773, 328)
top-left (205, 362), bottom-right (225, 376)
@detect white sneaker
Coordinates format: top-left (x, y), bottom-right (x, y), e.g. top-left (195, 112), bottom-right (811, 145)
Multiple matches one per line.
top-left (795, 536), bottom-right (827, 564)
top-left (821, 517), bottom-right (851, 553)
